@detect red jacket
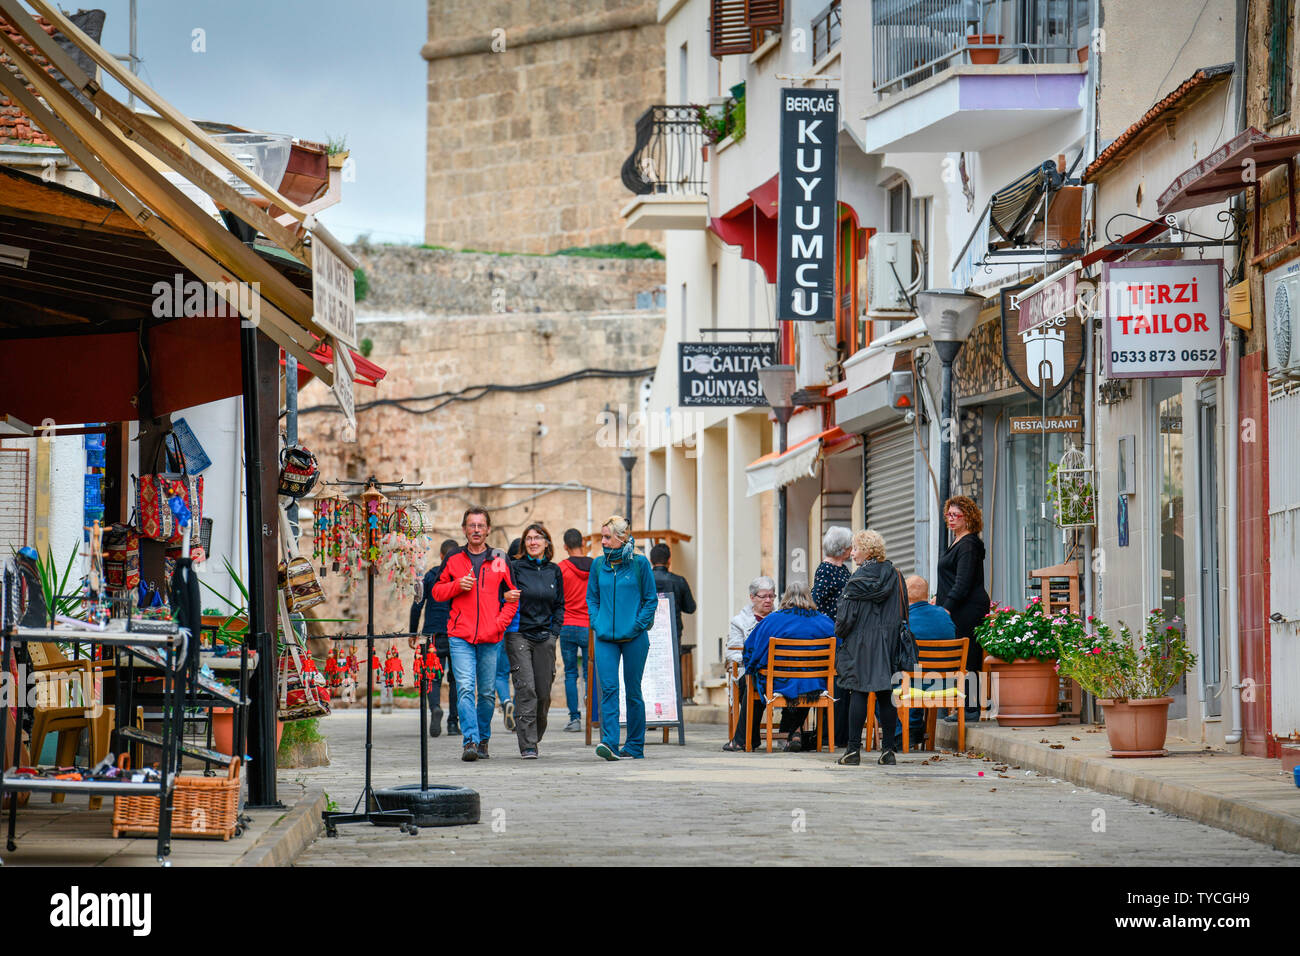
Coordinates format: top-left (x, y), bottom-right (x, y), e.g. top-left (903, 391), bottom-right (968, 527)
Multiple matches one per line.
top-left (431, 546), bottom-right (517, 644)
top-left (558, 556), bottom-right (593, 628)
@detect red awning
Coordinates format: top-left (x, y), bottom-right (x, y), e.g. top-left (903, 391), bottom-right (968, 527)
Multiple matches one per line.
top-left (709, 174), bottom-right (780, 282)
top-left (1157, 127), bottom-right (1300, 214)
top-left (1080, 218), bottom-right (1170, 267)
top-left (284, 343), bottom-right (387, 389)
top-left (0, 316), bottom-right (244, 426)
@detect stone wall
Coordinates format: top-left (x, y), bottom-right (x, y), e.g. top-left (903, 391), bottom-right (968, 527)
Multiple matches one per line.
top-left (351, 241), bottom-right (666, 316)
top-left (297, 303), bottom-right (664, 634)
top-left (423, 0), bottom-right (665, 253)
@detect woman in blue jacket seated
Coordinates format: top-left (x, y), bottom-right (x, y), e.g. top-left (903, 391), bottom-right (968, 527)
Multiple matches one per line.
top-left (723, 582), bottom-right (835, 752)
top-left (586, 515), bottom-right (659, 761)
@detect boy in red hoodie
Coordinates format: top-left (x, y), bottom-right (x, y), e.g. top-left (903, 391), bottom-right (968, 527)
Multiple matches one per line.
top-left (557, 528), bottom-right (593, 732)
top-left (431, 507), bottom-right (518, 761)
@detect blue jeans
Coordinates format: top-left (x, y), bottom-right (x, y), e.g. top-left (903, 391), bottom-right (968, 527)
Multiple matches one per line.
top-left (559, 625), bottom-right (588, 721)
top-left (593, 633), bottom-right (649, 757)
top-left (448, 637), bottom-right (500, 745)
top-left (495, 639), bottom-right (513, 705)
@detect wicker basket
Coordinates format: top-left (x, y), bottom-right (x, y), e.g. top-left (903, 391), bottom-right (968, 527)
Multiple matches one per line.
top-left (112, 756), bottom-right (241, 841)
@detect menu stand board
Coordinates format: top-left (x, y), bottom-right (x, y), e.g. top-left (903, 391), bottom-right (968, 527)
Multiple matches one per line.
top-left (585, 593), bottom-right (686, 746)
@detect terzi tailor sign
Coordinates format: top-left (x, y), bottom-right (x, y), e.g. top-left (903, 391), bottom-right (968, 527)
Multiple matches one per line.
top-left (1103, 259), bottom-right (1224, 378)
top-left (678, 342), bottom-right (776, 407)
top-left (776, 88), bottom-right (838, 322)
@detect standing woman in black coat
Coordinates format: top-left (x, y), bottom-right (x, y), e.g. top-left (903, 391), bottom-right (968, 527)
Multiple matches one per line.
top-left (506, 523), bottom-right (565, 758)
top-left (834, 529), bottom-right (908, 767)
top-left (936, 495), bottom-right (991, 722)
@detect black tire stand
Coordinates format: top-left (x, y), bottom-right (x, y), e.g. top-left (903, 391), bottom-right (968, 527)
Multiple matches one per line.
top-left (322, 477), bottom-right (419, 836)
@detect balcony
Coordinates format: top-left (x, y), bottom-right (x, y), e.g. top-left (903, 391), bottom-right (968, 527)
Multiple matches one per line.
top-left (620, 105), bottom-right (710, 231)
top-left (863, 0), bottom-right (1089, 153)
top-left (811, 0), bottom-right (842, 65)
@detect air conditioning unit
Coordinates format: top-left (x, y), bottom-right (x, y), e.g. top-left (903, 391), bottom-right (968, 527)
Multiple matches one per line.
top-left (866, 232), bottom-right (915, 316)
top-left (1266, 271), bottom-right (1300, 372)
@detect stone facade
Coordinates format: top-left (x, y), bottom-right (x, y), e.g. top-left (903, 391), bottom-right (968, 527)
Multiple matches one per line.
top-left (424, 0), bottom-right (665, 254)
top-left (296, 248), bottom-right (665, 635)
top-left (351, 240), bottom-right (665, 317)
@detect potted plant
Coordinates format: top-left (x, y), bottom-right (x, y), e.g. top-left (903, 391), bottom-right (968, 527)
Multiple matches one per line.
top-left (966, 33), bottom-right (1004, 65)
top-left (1056, 611), bottom-right (1195, 756)
top-left (975, 597), bottom-right (1084, 726)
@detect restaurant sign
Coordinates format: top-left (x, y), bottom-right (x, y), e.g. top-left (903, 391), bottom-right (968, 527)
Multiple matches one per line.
top-left (1102, 260), bottom-right (1224, 378)
top-left (776, 88), bottom-right (838, 322)
top-left (1010, 415), bottom-right (1083, 434)
top-left (1001, 285), bottom-right (1085, 402)
top-left (678, 342), bottom-right (777, 407)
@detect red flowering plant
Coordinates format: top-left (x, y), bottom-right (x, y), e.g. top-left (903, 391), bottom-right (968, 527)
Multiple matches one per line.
top-left (973, 597), bottom-right (1087, 662)
top-left (1055, 610), bottom-right (1196, 700)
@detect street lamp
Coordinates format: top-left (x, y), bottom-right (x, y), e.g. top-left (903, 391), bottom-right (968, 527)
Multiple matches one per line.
top-left (916, 289), bottom-right (984, 515)
top-left (619, 442), bottom-right (637, 523)
top-left (757, 364), bottom-right (797, 594)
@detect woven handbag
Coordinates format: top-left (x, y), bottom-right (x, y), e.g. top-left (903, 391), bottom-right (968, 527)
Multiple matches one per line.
top-left (278, 637), bottom-right (331, 721)
top-left (278, 556), bottom-right (325, 613)
top-left (277, 443), bottom-right (319, 499)
top-left (102, 523), bottom-right (140, 592)
top-left (135, 431), bottom-right (204, 546)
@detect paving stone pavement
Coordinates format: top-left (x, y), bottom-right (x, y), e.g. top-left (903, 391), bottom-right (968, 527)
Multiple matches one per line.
top-left (288, 709), bottom-right (1297, 866)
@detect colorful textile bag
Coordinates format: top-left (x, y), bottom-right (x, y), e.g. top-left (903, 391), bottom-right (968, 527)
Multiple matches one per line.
top-left (135, 431), bottom-right (204, 547)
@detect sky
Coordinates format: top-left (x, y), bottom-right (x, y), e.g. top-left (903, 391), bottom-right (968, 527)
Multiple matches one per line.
top-left (92, 0), bottom-right (427, 244)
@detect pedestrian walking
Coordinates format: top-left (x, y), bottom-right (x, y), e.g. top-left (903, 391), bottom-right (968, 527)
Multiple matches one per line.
top-left (722, 582), bottom-right (834, 752)
top-left (506, 524), bottom-right (565, 758)
top-left (834, 529), bottom-right (908, 766)
top-left (586, 515), bottom-right (658, 761)
top-left (408, 538), bottom-right (460, 737)
top-left (431, 507), bottom-right (519, 762)
top-left (497, 538), bottom-right (523, 732)
top-left (557, 528), bottom-right (594, 732)
top-left (650, 543), bottom-right (696, 645)
top-left (937, 495), bottom-right (990, 723)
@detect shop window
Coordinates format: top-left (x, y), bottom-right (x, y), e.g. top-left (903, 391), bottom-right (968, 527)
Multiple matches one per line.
top-left (888, 180), bottom-right (911, 233)
top-left (1269, 0), bottom-right (1294, 122)
top-left (997, 397), bottom-right (1067, 605)
top-left (1153, 380), bottom-right (1185, 625)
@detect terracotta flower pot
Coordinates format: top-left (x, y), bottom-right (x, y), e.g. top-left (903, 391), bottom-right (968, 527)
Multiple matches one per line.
top-left (987, 656), bottom-right (1061, 727)
top-left (1097, 697), bottom-right (1172, 756)
top-left (212, 707), bottom-right (283, 756)
top-left (967, 34), bottom-right (1004, 65)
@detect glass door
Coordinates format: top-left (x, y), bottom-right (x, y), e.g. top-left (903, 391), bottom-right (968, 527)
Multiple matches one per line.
top-left (998, 397), bottom-right (1068, 607)
top-left (1152, 378), bottom-right (1188, 719)
top-left (1197, 385), bottom-right (1221, 717)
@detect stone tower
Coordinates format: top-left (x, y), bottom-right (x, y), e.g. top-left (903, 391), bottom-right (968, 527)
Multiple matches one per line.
top-left (422, 0), bottom-right (665, 253)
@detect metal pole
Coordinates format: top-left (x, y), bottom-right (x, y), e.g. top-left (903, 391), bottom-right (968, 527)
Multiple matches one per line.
top-left (777, 418), bottom-right (788, 593)
top-left (624, 467), bottom-right (633, 523)
top-left (286, 354), bottom-right (298, 540)
top-left (936, 346), bottom-right (957, 512)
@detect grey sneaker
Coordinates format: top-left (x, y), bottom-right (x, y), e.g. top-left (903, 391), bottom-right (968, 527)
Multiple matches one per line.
top-left (502, 699), bottom-right (515, 732)
top-left (878, 749), bottom-right (897, 766)
top-left (564, 718), bottom-right (582, 732)
top-left (521, 748), bottom-right (538, 759)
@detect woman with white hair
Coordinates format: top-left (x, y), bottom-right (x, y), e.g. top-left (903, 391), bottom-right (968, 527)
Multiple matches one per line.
top-left (586, 515), bottom-right (659, 761)
top-left (834, 528), bottom-right (908, 766)
top-left (812, 526), bottom-right (853, 619)
top-left (726, 576), bottom-right (776, 669)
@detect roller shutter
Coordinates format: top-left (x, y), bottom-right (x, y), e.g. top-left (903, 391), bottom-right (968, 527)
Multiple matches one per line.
top-left (864, 424), bottom-right (915, 575)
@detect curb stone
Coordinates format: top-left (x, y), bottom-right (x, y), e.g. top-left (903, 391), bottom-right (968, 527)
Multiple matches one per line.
top-left (236, 787), bottom-right (327, 867)
top-left (936, 723), bottom-right (1300, 854)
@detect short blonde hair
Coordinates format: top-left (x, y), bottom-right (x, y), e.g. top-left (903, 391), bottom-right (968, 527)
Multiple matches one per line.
top-left (601, 514), bottom-right (630, 543)
top-left (852, 528), bottom-right (886, 561)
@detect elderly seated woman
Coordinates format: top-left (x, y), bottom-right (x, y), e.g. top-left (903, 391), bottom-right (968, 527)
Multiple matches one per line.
top-left (722, 582), bottom-right (835, 752)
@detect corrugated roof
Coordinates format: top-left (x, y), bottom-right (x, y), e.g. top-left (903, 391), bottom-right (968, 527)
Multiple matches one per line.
top-left (1084, 64), bottom-right (1234, 184)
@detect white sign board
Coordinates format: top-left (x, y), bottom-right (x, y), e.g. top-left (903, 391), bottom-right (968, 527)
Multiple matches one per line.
top-left (311, 236), bottom-right (357, 348)
top-left (616, 595), bottom-right (680, 725)
top-left (332, 338), bottom-right (357, 438)
top-left (1103, 259), bottom-right (1224, 378)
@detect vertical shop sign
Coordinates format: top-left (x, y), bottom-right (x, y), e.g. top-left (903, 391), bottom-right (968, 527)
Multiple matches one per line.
top-left (776, 87), bottom-right (838, 321)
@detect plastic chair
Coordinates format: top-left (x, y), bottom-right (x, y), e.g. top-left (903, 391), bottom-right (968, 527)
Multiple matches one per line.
top-left (27, 642), bottom-right (115, 809)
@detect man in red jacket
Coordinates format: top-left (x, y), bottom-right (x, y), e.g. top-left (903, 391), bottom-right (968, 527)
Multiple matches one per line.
top-left (557, 528), bottom-right (593, 732)
top-left (431, 507), bottom-right (518, 761)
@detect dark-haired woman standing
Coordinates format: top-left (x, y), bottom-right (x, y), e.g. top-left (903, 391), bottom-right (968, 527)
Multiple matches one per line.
top-left (506, 523), bottom-right (565, 758)
top-left (936, 495), bottom-right (990, 723)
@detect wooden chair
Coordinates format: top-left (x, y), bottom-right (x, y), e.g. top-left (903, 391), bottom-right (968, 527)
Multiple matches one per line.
top-left (891, 637), bottom-right (970, 754)
top-left (27, 642), bottom-right (115, 809)
top-left (1030, 562), bottom-right (1084, 723)
top-left (725, 659), bottom-right (741, 740)
top-left (745, 637), bottom-right (836, 754)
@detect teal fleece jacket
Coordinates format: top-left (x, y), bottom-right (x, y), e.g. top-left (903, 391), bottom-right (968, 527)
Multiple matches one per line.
top-left (586, 551), bottom-right (659, 643)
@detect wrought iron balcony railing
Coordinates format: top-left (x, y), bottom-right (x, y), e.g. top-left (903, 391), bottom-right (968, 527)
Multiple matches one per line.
top-left (811, 0), bottom-right (842, 64)
top-left (621, 105), bottom-right (708, 197)
top-left (872, 0), bottom-right (1089, 95)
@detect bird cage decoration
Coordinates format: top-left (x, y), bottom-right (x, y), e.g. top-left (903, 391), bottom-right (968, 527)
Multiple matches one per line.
top-left (1048, 445), bottom-right (1096, 529)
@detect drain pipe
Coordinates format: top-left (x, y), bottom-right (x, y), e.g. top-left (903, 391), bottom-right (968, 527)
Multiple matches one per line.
top-left (1224, 0), bottom-right (1248, 747)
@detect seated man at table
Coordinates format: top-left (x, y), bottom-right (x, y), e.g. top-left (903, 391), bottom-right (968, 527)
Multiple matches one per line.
top-left (897, 574), bottom-right (957, 748)
top-left (723, 582), bottom-right (834, 752)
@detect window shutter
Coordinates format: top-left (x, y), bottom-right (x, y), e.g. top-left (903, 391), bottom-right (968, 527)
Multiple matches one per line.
top-left (747, 0), bottom-right (785, 28)
top-left (1269, 0), bottom-right (1293, 120)
top-left (711, 0), bottom-right (756, 57)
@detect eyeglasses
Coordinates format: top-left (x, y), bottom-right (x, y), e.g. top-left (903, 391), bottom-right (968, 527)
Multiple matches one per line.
top-left (754, 592), bottom-right (775, 601)
top-left (524, 535), bottom-right (547, 542)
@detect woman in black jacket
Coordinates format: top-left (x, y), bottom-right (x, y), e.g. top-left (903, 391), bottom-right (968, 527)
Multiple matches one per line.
top-left (506, 523), bottom-right (565, 758)
top-left (834, 529), bottom-right (908, 766)
top-left (936, 495), bottom-right (991, 722)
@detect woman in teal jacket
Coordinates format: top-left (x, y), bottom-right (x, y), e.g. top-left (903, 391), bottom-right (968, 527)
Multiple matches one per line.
top-left (586, 514), bottom-right (659, 760)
